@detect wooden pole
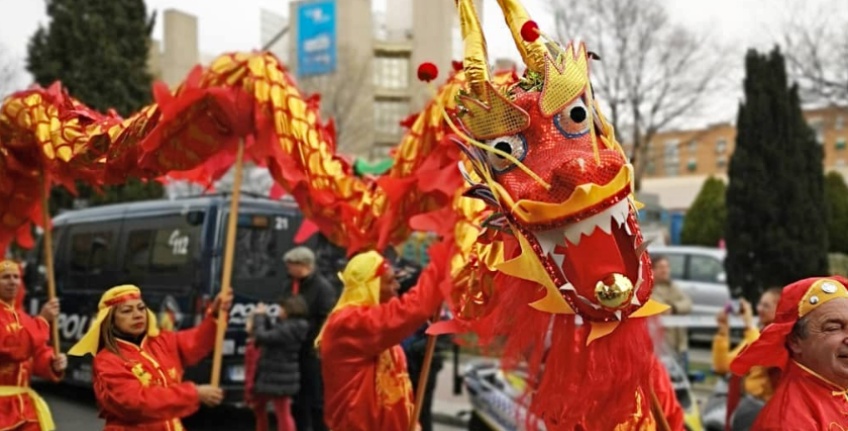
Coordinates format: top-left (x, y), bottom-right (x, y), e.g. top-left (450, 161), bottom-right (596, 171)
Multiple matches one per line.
top-left (210, 139), bottom-right (245, 387)
top-left (649, 389), bottom-right (672, 431)
top-left (41, 174), bottom-right (60, 355)
top-left (409, 308), bottom-right (442, 431)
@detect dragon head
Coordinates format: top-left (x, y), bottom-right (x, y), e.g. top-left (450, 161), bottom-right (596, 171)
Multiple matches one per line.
top-left (453, 0), bottom-right (665, 341)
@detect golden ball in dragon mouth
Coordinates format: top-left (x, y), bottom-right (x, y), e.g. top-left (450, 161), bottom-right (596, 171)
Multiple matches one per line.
top-left (594, 273), bottom-right (634, 310)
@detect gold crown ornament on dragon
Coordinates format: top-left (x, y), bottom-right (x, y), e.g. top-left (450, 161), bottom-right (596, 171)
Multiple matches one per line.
top-left (450, 0), bottom-right (667, 341)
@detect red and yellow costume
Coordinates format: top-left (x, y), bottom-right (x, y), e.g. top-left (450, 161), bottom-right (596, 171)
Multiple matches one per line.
top-left (68, 285), bottom-right (218, 431)
top-left (731, 277), bottom-right (848, 430)
top-left (0, 260), bottom-right (60, 431)
top-left (316, 251), bottom-right (445, 431)
top-left (0, 0), bottom-right (683, 427)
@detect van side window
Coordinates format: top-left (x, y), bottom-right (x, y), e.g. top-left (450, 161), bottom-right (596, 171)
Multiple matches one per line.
top-left (69, 230), bottom-right (115, 274)
top-left (124, 218), bottom-right (201, 275)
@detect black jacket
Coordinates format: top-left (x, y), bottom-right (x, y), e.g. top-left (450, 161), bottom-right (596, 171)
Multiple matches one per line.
top-left (252, 314), bottom-right (309, 397)
top-left (284, 272), bottom-right (338, 350)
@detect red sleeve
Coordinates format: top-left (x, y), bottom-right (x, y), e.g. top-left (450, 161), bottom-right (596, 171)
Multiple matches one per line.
top-left (16, 313), bottom-right (62, 381)
top-left (328, 263), bottom-right (444, 358)
top-left (93, 352), bottom-right (200, 421)
top-left (651, 356), bottom-right (685, 431)
top-left (31, 342), bottom-right (62, 382)
top-left (173, 315), bottom-right (218, 367)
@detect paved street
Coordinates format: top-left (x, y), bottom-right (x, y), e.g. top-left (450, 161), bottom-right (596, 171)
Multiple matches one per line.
top-left (35, 381), bottom-right (464, 431)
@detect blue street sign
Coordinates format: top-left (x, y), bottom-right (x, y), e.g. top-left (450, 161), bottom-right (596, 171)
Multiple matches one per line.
top-left (296, 0), bottom-right (337, 77)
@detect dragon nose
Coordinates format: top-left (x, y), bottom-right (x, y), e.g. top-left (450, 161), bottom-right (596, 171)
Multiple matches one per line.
top-left (594, 273), bottom-right (634, 310)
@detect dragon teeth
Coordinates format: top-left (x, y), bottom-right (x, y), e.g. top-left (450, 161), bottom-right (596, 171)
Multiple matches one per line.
top-left (561, 200), bottom-right (630, 247)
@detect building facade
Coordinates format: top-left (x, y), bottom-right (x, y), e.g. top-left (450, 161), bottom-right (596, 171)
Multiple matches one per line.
top-left (636, 104), bottom-right (848, 212)
top-left (643, 104), bottom-right (848, 179)
top-left (280, 0), bottom-right (484, 159)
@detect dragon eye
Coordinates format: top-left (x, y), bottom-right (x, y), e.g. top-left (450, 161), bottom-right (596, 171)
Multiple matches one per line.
top-left (485, 134), bottom-right (527, 173)
top-left (554, 98), bottom-right (591, 138)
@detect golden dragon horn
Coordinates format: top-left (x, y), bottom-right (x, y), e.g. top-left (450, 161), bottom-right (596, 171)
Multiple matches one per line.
top-left (495, 0), bottom-right (547, 74)
top-left (456, 0), bottom-right (490, 98)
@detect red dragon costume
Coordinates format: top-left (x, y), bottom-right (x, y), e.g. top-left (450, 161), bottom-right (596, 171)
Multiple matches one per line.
top-left (0, 0), bottom-right (677, 429)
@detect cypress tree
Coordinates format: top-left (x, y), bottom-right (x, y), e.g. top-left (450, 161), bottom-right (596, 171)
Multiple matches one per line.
top-left (825, 171), bottom-right (848, 255)
top-left (681, 177), bottom-right (726, 247)
top-left (726, 48), bottom-right (828, 304)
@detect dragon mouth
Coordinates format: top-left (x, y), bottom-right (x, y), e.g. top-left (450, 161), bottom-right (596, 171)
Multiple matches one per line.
top-left (528, 199), bottom-right (646, 317)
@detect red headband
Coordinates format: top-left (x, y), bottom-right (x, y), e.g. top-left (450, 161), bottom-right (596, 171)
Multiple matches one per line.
top-left (373, 259), bottom-right (390, 279)
top-left (103, 292), bottom-right (142, 307)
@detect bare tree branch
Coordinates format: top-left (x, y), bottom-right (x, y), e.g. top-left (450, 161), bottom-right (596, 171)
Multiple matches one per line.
top-left (551, 0), bottom-right (726, 190)
top-left (780, 0), bottom-right (848, 104)
top-left (296, 44), bottom-right (372, 154)
top-left (0, 44), bottom-right (22, 99)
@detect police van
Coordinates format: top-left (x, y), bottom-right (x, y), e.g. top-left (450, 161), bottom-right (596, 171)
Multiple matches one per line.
top-left (22, 194), bottom-right (346, 405)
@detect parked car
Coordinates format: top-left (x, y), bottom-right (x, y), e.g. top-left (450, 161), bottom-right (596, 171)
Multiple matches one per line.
top-left (463, 354), bottom-right (703, 431)
top-left (648, 245), bottom-right (730, 318)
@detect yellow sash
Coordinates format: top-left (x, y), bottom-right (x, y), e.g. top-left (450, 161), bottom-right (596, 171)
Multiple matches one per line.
top-left (0, 385), bottom-right (55, 431)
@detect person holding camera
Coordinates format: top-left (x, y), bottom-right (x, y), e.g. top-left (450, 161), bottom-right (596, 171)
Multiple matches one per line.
top-left (712, 287), bottom-right (781, 402)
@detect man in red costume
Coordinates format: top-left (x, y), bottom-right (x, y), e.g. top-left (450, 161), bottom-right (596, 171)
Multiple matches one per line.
top-left (731, 276), bottom-right (848, 430)
top-left (0, 259), bottom-right (67, 431)
top-left (315, 250), bottom-right (446, 431)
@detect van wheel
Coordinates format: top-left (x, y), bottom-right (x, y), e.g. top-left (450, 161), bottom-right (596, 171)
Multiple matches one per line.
top-left (468, 412), bottom-right (493, 431)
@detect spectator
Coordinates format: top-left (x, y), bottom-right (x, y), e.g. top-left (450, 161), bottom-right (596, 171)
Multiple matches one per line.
top-left (713, 288), bottom-right (782, 401)
top-left (247, 296), bottom-right (310, 431)
top-left (282, 246), bottom-right (337, 431)
top-left (650, 255), bottom-right (693, 367)
top-left (731, 277), bottom-right (848, 429)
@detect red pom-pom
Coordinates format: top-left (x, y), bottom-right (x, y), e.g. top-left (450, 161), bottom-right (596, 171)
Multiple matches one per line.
top-left (520, 21), bottom-right (540, 42)
top-left (451, 60), bottom-right (463, 72)
top-left (417, 62), bottom-right (438, 83)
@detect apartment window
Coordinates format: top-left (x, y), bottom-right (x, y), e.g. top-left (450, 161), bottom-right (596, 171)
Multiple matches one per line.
top-left (687, 158), bottom-right (697, 172)
top-left (373, 100), bottom-right (409, 136)
top-left (373, 57), bottom-right (410, 90)
top-left (837, 138), bottom-right (847, 150)
top-left (646, 161), bottom-right (656, 175)
top-left (836, 115), bottom-right (845, 131)
top-left (664, 140), bottom-right (679, 176)
top-left (717, 155), bottom-right (728, 169)
top-left (716, 139), bottom-right (727, 154)
top-left (688, 141), bottom-right (697, 154)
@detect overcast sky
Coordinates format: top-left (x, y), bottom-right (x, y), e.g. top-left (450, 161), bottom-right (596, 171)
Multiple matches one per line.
top-left (0, 0), bottom-right (845, 124)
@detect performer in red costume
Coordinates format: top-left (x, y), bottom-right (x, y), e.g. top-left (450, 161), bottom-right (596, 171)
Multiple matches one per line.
top-left (731, 276), bottom-right (848, 430)
top-left (0, 259), bottom-right (66, 431)
top-left (316, 250), bottom-right (446, 431)
top-left (69, 284), bottom-right (232, 431)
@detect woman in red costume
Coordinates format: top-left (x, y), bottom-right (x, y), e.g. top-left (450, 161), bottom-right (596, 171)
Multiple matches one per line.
top-left (68, 284), bottom-right (232, 430)
top-left (0, 260), bottom-right (66, 431)
top-left (316, 250), bottom-right (446, 431)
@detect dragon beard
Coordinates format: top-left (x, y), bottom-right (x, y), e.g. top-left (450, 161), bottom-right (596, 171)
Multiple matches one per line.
top-left (475, 239), bottom-right (655, 431)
